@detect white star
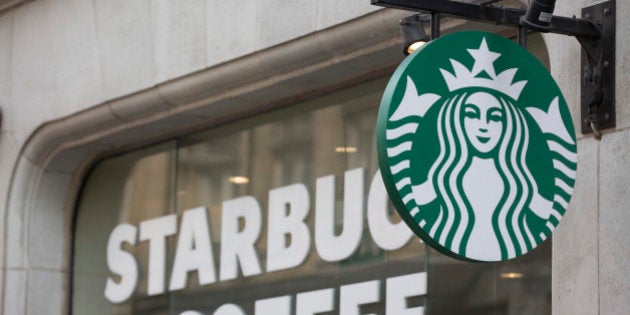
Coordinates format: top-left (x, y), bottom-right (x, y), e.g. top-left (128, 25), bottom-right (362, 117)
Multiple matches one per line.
top-left (467, 37), bottom-right (501, 78)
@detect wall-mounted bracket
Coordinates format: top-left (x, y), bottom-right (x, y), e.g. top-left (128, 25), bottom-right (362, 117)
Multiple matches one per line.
top-left (580, 0), bottom-right (615, 136)
top-left (372, 0), bottom-right (617, 137)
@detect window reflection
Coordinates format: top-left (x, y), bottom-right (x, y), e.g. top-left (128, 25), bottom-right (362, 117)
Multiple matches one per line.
top-left (73, 76), bottom-right (550, 315)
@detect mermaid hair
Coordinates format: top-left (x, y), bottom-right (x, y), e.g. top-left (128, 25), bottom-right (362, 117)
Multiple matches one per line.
top-left (427, 90), bottom-right (540, 259)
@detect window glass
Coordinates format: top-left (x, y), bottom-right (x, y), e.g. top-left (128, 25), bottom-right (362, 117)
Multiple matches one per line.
top-left (168, 79), bottom-right (423, 314)
top-left (73, 33), bottom-right (551, 315)
top-left (73, 142), bottom-right (176, 314)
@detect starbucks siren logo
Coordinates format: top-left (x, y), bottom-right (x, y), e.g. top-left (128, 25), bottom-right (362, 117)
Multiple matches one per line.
top-left (377, 31), bottom-right (577, 262)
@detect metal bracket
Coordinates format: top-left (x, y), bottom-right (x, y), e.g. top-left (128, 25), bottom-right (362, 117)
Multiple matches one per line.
top-left (372, 0), bottom-right (617, 137)
top-left (580, 0), bottom-right (615, 136)
top-left (371, 0), bottom-right (601, 37)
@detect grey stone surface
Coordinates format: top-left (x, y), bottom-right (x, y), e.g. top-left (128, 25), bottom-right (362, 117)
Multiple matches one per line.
top-left (20, 98), bottom-right (120, 168)
top-left (543, 32), bottom-right (582, 139)
top-left (5, 157), bottom-right (40, 269)
top-left (0, 12), bottom-right (11, 133)
top-left (47, 0), bottom-right (104, 115)
top-left (316, 0), bottom-right (378, 29)
top-left (206, 0), bottom-right (258, 65)
top-left (108, 88), bottom-right (172, 123)
top-left (0, 10), bottom-right (18, 244)
top-left (58, 103), bottom-right (122, 141)
top-left (29, 171), bottom-right (73, 270)
top-left (552, 138), bottom-right (599, 315)
top-left (3, 270), bottom-right (26, 315)
top-left (599, 129), bottom-right (630, 314)
top-left (0, 270), bottom-right (2, 312)
top-left (93, 0), bottom-right (154, 99)
top-left (0, 1), bottom-right (27, 13)
top-left (548, 4), bottom-right (630, 313)
top-left (256, 31), bottom-right (335, 75)
top-left (554, 0), bottom-right (604, 16)
top-left (152, 0), bottom-right (207, 82)
top-left (0, 0), bottom-right (392, 151)
top-left (616, 2), bottom-right (630, 129)
top-left (0, 132), bottom-right (18, 266)
top-left (257, 0), bottom-right (314, 48)
top-left (46, 142), bottom-right (111, 174)
top-left (10, 0), bottom-right (57, 144)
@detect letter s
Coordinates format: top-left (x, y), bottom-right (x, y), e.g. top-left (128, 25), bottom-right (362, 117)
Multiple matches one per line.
top-left (104, 223), bottom-right (138, 303)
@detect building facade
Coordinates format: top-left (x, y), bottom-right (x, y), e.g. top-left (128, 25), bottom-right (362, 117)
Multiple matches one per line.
top-left (0, 0), bottom-right (627, 314)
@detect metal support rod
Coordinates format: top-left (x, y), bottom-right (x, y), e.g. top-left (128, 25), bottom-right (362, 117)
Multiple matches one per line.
top-left (431, 12), bottom-right (440, 40)
top-left (518, 26), bottom-right (527, 48)
top-left (376, 0), bottom-right (616, 135)
top-left (371, 0), bottom-right (601, 38)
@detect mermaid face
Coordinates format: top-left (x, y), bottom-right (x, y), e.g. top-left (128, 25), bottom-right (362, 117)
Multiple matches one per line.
top-left (462, 92), bottom-right (504, 154)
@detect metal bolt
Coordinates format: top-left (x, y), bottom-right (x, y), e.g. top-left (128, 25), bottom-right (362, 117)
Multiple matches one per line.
top-left (585, 13), bottom-right (592, 19)
top-left (604, 61), bottom-right (610, 67)
top-left (604, 8), bottom-right (611, 16)
top-left (604, 113), bottom-right (610, 120)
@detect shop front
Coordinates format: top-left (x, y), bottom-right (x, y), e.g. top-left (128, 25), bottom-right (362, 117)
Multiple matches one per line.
top-left (73, 67), bottom-right (551, 314)
top-left (2, 2), bottom-right (628, 314)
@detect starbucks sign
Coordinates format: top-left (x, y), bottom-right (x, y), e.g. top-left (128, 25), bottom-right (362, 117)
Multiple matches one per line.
top-left (377, 31), bottom-right (577, 262)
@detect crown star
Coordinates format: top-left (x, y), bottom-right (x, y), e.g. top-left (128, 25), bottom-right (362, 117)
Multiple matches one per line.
top-left (440, 37), bottom-right (527, 100)
top-left (467, 38), bottom-right (501, 78)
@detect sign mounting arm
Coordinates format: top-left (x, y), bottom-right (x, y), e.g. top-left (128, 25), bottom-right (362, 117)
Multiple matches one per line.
top-left (371, 0), bottom-right (616, 138)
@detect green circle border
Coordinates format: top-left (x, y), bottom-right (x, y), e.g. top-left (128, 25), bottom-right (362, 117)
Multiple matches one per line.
top-left (376, 30), bottom-right (577, 262)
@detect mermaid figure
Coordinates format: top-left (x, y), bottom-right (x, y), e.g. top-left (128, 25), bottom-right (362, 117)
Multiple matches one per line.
top-left (412, 90), bottom-right (553, 261)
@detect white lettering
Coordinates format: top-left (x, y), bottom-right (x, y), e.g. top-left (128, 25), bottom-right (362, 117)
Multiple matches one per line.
top-left (254, 296), bottom-right (291, 315)
top-left (368, 171), bottom-right (413, 250)
top-left (220, 196), bottom-right (263, 281)
top-left (104, 224), bottom-right (138, 303)
top-left (266, 184), bottom-right (311, 272)
top-left (139, 214), bottom-right (177, 296)
top-left (296, 288), bottom-right (334, 315)
top-left (386, 272), bottom-right (427, 315)
top-left (104, 171), bottom-right (426, 304)
top-left (315, 168), bottom-right (364, 262)
top-left (213, 304), bottom-right (245, 315)
top-left (179, 271), bottom-right (426, 315)
top-left (169, 207), bottom-right (216, 291)
top-left (340, 280), bottom-right (380, 315)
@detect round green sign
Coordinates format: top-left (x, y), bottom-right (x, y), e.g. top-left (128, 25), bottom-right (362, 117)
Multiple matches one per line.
top-left (377, 31), bottom-right (577, 262)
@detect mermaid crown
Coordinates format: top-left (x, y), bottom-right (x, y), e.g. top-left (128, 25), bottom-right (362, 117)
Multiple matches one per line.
top-left (439, 37), bottom-right (527, 101)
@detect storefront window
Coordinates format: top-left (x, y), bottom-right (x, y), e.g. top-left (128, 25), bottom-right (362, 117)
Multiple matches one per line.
top-left (73, 142), bottom-right (177, 314)
top-left (73, 34), bottom-right (551, 315)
